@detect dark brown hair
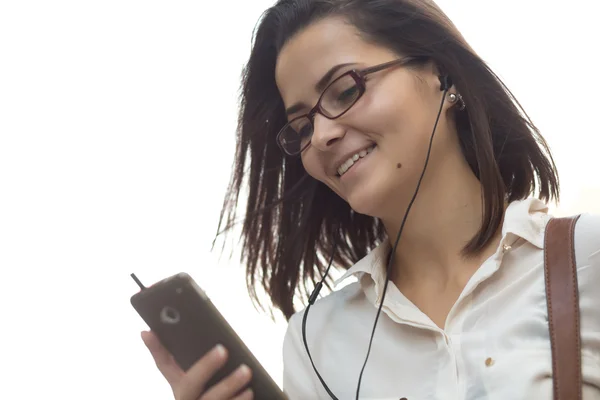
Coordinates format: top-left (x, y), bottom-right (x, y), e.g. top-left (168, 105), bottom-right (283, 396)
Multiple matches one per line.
top-left (215, 0), bottom-right (559, 320)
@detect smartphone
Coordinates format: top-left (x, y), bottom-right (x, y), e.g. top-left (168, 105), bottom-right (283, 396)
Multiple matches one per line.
top-left (130, 272), bottom-right (286, 399)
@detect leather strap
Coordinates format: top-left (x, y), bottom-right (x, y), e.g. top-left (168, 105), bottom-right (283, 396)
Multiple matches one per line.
top-left (544, 215), bottom-right (582, 400)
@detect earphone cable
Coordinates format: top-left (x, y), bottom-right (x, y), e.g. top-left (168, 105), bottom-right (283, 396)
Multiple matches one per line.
top-left (354, 87), bottom-right (449, 399)
top-left (301, 85), bottom-right (451, 400)
top-left (301, 237), bottom-right (340, 399)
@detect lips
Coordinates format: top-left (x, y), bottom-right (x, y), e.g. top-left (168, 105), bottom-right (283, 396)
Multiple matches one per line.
top-left (336, 144), bottom-right (376, 177)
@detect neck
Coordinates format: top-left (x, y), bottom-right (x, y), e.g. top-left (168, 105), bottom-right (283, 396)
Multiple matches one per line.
top-left (381, 159), bottom-right (502, 290)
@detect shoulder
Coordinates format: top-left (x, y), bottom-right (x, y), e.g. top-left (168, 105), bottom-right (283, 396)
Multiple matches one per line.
top-left (283, 280), bottom-right (371, 365)
top-left (574, 213), bottom-right (600, 266)
top-left (282, 282), bottom-right (365, 398)
top-left (571, 214), bottom-right (600, 364)
top-left (285, 281), bottom-right (365, 342)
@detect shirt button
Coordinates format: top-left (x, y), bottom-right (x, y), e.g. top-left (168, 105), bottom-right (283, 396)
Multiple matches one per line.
top-left (485, 357), bottom-right (495, 367)
top-left (502, 244), bottom-right (512, 253)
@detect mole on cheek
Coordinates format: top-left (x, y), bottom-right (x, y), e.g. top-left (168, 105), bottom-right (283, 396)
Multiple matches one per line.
top-left (397, 163), bottom-right (402, 169)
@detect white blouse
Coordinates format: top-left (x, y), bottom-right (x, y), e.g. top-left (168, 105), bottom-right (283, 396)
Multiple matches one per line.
top-left (282, 198), bottom-right (600, 399)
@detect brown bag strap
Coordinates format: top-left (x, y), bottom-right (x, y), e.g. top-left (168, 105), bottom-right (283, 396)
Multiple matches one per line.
top-left (544, 215), bottom-right (582, 400)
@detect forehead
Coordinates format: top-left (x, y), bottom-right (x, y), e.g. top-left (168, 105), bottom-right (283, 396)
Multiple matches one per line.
top-left (275, 17), bottom-right (390, 103)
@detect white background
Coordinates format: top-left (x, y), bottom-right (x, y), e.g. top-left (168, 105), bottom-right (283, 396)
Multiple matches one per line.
top-left (1, 1), bottom-right (599, 399)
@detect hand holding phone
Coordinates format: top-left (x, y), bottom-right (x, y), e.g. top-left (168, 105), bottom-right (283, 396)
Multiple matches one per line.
top-left (130, 272), bottom-right (285, 400)
top-left (142, 330), bottom-right (254, 400)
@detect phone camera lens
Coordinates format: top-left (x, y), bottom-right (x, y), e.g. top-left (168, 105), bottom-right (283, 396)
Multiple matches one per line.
top-left (160, 306), bottom-right (181, 324)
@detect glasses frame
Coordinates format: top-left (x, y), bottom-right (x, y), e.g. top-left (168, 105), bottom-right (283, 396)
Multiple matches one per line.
top-left (276, 57), bottom-right (419, 156)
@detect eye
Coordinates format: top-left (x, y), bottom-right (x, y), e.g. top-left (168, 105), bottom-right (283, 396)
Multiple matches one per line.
top-left (337, 85), bottom-right (359, 104)
top-left (298, 122), bottom-right (312, 139)
top-left (322, 74), bottom-right (361, 116)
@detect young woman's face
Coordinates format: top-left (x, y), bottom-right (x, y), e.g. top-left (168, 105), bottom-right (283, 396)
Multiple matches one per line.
top-left (275, 17), bottom-right (460, 217)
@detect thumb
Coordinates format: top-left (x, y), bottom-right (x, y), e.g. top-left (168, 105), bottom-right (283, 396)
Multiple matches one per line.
top-left (141, 331), bottom-right (184, 388)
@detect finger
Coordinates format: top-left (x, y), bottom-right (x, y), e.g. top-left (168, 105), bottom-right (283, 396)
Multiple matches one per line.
top-left (178, 345), bottom-right (228, 400)
top-left (141, 331), bottom-right (184, 386)
top-left (199, 364), bottom-right (252, 400)
top-left (231, 388), bottom-right (254, 400)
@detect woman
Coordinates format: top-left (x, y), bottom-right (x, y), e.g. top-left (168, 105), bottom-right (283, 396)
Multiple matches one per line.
top-left (142, 0), bottom-right (600, 398)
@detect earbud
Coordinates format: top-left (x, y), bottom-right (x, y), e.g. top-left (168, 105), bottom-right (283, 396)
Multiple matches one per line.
top-left (438, 74), bottom-right (453, 92)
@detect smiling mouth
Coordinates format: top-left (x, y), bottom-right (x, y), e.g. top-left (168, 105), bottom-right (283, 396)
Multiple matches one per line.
top-left (336, 144), bottom-right (376, 177)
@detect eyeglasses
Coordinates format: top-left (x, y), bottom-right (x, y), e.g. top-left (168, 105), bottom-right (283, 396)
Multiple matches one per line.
top-left (276, 57), bottom-right (418, 156)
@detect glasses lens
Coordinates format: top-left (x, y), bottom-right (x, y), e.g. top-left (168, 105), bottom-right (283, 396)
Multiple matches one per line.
top-left (278, 116), bottom-right (312, 155)
top-left (321, 74), bottom-right (361, 118)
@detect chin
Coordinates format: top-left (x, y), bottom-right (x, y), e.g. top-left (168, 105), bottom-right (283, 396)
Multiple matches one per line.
top-left (345, 191), bottom-right (387, 219)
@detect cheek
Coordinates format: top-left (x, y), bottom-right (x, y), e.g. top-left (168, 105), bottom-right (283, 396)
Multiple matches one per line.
top-left (300, 152), bottom-right (323, 182)
top-left (360, 82), bottom-right (436, 146)
top-left (301, 152), bottom-right (346, 198)
top-left (353, 90), bottom-right (407, 135)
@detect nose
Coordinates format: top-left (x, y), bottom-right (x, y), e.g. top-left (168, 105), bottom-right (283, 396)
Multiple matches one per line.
top-left (310, 114), bottom-right (346, 151)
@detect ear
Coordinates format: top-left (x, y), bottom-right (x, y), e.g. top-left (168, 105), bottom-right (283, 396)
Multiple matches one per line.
top-left (431, 63), bottom-right (464, 112)
top-left (421, 60), bottom-right (453, 92)
top-left (417, 61), bottom-right (460, 111)
top-left (432, 62), bottom-right (453, 92)
top-left (438, 74), bottom-right (453, 92)
top-left (438, 76), bottom-right (464, 113)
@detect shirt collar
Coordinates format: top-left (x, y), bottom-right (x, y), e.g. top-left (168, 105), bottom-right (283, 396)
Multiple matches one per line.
top-left (502, 197), bottom-right (550, 249)
top-left (334, 197), bottom-right (551, 288)
top-left (333, 239), bottom-right (390, 287)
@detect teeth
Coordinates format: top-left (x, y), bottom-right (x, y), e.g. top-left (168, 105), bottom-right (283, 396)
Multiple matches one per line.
top-left (337, 145), bottom-right (375, 176)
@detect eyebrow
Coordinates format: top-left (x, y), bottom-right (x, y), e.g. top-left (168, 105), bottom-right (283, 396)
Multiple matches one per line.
top-left (285, 62), bottom-right (356, 117)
